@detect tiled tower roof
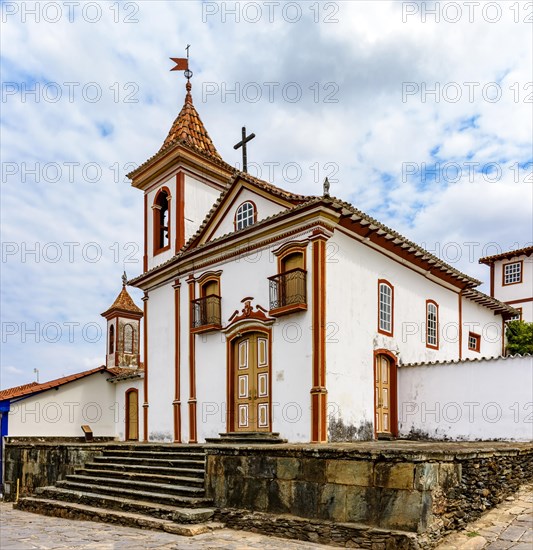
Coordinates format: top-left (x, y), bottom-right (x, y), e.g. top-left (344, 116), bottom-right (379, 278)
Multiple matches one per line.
top-left (159, 81), bottom-right (222, 160)
top-left (101, 286), bottom-right (143, 318)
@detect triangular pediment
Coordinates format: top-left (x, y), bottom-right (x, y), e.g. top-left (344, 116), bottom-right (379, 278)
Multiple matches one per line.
top-left (183, 172), bottom-right (312, 250)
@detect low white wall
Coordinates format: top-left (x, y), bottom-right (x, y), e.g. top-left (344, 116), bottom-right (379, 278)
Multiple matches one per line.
top-left (398, 355), bottom-right (533, 441)
top-left (7, 372), bottom-right (117, 438)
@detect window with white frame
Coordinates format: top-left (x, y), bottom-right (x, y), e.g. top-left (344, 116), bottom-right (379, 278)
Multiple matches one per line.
top-left (503, 262), bottom-right (522, 285)
top-left (426, 301), bottom-right (438, 348)
top-left (235, 201), bottom-right (255, 231)
top-left (378, 281), bottom-right (393, 335)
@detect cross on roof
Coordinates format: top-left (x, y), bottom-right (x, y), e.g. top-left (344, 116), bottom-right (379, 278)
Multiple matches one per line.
top-left (233, 126), bottom-right (256, 173)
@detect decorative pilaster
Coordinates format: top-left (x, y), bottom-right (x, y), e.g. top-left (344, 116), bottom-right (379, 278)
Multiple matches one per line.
top-left (187, 275), bottom-right (197, 443)
top-left (310, 228), bottom-right (329, 443)
top-left (173, 279), bottom-right (182, 443)
top-left (142, 291), bottom-right (149, 441)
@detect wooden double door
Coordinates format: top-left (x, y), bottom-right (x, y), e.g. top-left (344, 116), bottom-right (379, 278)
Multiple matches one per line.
top-left (233, 332), bottom-right (271, 432)
top-left (374, 354), bottom-right (397, 437)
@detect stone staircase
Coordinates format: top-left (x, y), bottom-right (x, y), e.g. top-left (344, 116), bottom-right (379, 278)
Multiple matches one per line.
top-left (14, 444), bottom-right (222, 536)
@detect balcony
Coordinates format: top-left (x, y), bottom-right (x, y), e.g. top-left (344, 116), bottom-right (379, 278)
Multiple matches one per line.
top-left (191, 295), bottom-right (222, 333)
top-left (268, 268), bottom-right (307, 317)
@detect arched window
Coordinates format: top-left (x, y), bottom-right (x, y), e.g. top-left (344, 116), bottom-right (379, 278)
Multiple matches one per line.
top-left (123, 323), bottom-right (134, 354)
top-left (108, 324), bottom-right (115, 355)
top-left (378, 280), bottom-right (394, 336)
top-left (235, 201), bottom-right (256, 231)
top-left (153, 188), bottom-right (170, 252)
top-left (426, 300), bottom-right (439, 349)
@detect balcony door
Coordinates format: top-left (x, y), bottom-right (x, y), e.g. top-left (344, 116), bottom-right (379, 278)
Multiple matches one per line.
top-left (232, 332), bottom-right (271, 432)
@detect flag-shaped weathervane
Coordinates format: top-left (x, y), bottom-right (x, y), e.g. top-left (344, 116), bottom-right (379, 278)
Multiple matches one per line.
top-left (170, 45), bottom-right (193, 80)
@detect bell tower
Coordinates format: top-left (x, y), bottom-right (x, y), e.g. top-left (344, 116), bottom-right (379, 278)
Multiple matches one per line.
top-left (127, 56), bottom-right (235, 273)
top-left (101, 273), bottom-right (143, 369)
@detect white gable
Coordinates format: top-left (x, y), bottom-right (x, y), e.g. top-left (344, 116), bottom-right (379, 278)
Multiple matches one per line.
top-left (204, 186), bottom-right (290, 242)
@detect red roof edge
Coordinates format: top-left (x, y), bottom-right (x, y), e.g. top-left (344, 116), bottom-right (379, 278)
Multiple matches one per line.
top-left (0, 366), bottom-right (111, 401)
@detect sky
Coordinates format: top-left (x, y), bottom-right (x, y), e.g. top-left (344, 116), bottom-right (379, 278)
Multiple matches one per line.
top-left (1, 0), bottom-right (532, 389)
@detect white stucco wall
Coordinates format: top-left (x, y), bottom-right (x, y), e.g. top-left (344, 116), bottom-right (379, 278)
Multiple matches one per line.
top-left (398, 355), bottom-right (533, 441)
top-left (461, 298), bottom-right (503, 359)
top-left (192, 240), bottom-right (313, 442)
top-left (325, 230), bottom-right (506, 439)
top-left (146, 283), bottom-right (174, 440)
top-left (184, 174), bottom-right (221, 242)
top-left (8, 373), bottom-right (117, 437)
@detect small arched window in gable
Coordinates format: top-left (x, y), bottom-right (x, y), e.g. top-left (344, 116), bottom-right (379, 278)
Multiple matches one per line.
top-left (153, 188), bottom-right (170, 253)
top-left (108, 324), bottom-right (115, 355)
top-left (123, 323), bottom-right (134, 354)
top-left (235, 201), bottom-right (256, 231)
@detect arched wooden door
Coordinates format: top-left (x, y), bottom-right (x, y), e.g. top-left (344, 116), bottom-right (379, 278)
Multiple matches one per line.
top-left (125, 389), bottom-right (139, 441)
top-left (374, 352), bottom-right (397, 438)
top-left (231, 331), bottom-right (271, 432)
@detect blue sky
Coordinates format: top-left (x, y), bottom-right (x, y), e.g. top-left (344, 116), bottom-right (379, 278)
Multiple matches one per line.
top-left (1, 0), bottom-right (532, 389)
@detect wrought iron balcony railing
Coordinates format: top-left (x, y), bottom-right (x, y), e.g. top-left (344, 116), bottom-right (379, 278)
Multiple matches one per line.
top-left (268, 269), bottom-right (307, 313)
top-left (192, 295), bottom-right (222, 330)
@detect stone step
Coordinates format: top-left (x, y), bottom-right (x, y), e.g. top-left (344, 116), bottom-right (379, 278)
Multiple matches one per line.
top-left (100, 450), bottom-right (206, 461)
top-left (55, 479), bottom-right (212, 508)
top-left (206, 437), bottom-right (287, 444)
top-left (206, 432), bottom-right (288, 444)
top-left (15, 497), bottom-right (223, 536)
top-left (74, 468), bottom-right (205, 488)
top-left (62, 474), bottom-right (205, 497)
top-left (84, 461), bottom-right (205, 478)
top-left (93, 456), bottom-right (205, 469)
top-left (101, 444), bottom-right (206, 453)
top-left (35, 486), bottom-right (214, 524)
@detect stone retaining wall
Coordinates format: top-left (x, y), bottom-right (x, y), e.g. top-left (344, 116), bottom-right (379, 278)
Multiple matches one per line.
top-left (206, 442), bottom-right (533, 548)
top-left (2, 439), bottom-right (106, 500)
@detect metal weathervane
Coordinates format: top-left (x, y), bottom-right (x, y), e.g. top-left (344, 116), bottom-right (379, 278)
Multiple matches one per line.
top-left (170, 44), bottom-right (193, 81)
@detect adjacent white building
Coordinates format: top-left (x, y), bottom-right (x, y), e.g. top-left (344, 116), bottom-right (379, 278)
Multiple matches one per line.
top-left (479, 246), bottom-right (533, 323)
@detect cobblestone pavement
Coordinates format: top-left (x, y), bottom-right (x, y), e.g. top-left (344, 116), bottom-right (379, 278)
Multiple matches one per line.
top-left (1, 485), bottom-right (531, 549)
top-left (436, 484), bottom-right (533, 550)
top-left (0, 503), bottom-right (333, 549)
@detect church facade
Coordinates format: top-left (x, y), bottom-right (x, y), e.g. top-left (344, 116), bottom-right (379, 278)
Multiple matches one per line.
top-left (125, 80), bottom-right (517, 444)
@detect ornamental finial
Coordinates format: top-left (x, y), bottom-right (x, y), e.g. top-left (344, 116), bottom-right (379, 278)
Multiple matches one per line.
top-left (323, 177), bottom-right (330, 197)
top-left (122, 270), bottom-right (127, 287)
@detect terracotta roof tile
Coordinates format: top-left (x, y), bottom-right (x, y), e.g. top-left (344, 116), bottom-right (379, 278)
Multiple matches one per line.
top-left (462, 287), bottom-right (519, 315)
top-left (0, 366), bottom-right (108, 401)
top-left (0, 382), bottom-right (39, 400)
top-left (129, 195), bottom-right (481, 290)
top-left (159, 82), bottom-right (221, 160)
top-left (101, 286), bottom-right (143, 317)
top-left (479, 246), bottom-right (533, 265)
